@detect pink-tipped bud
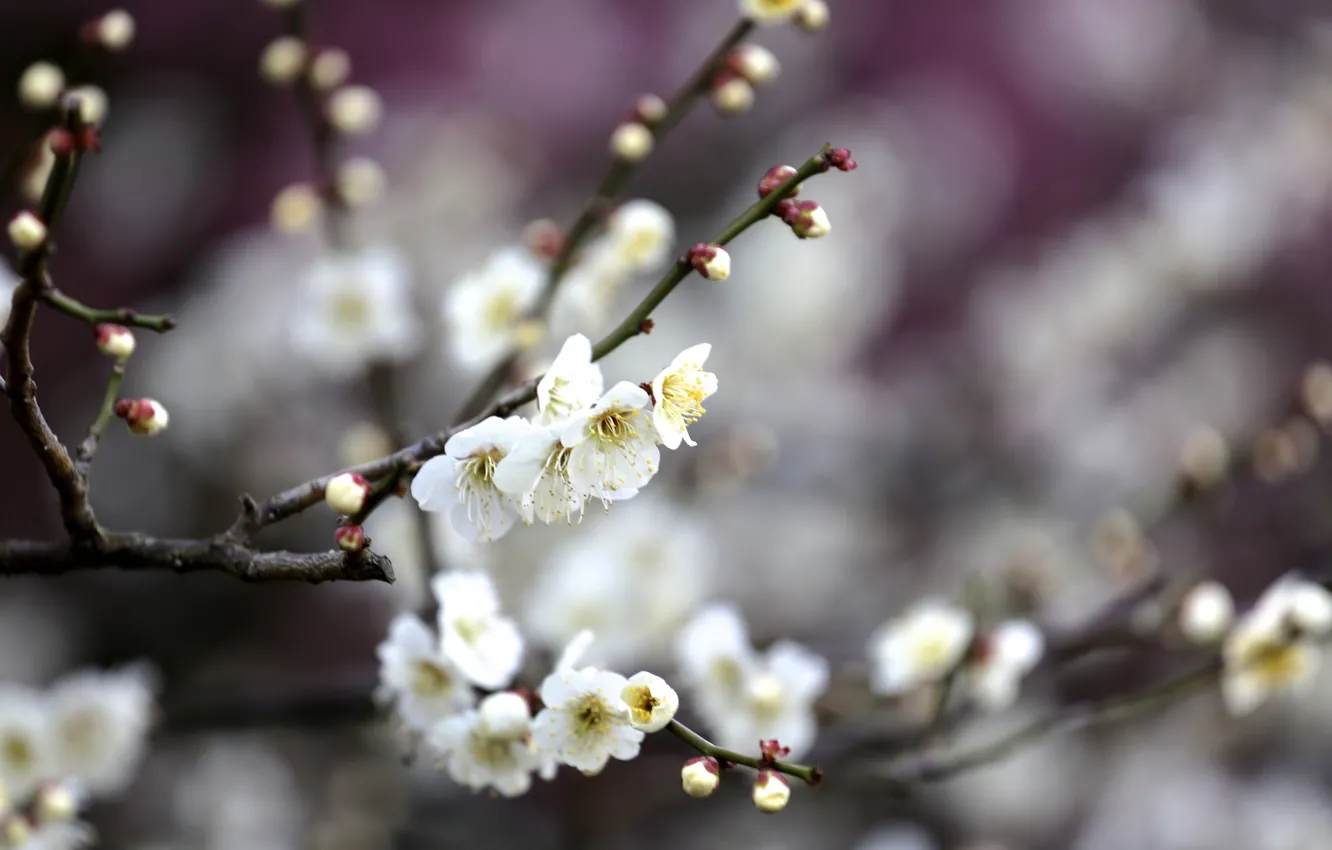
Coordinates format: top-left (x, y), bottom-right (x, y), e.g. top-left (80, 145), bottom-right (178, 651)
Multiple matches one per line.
top-left (782, 200), bottom-right (831, 239)
top-left (523, 218), bottom-right (565, 261)
top-left (94, 324), bottom-right (136, 359)
top-left (824, 147), bottom-right (857, 171)
top-left (727, 45), bottom-right (780, 86)
top-left (114, 398), bottom-right (169, 436)
top-left (84, 10), bottom-right (135, 51)
top-left (631, 93), bottom-right (668, 125)
top-left (688, 243), bottom-right (731, 281)
top-left (325, 472), bottom-right (371, 516)
top-left (335, 524), bottom-right (366, 552)
top-left (752, 770), bottom-right (790, 813)
top-left (709, 74), bottom-right (755, 115)
top-left (758, 165), bottom-right (800, 200)
top-left (8, 210), bottom-right (47, 251)
top-left (681, 756), bottom-right (720, 798)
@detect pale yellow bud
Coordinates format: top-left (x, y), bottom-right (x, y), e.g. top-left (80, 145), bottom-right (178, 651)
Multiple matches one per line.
top-left (260, 36), bottom-right (308, 85)
top-left (8, 210), bottom-right (47, 251)
top-left (95, 10), bottom-right (136, 51)
top-left (711, 77), bottom-right (755, 115)
top-left (796, 0), bottom-right (830, 33)
top-left (65, 84), bottom-right (109, 126)
top-left (271, 183), bottom-right (323, 234)
top-left (326, 85), bottom-right (383, 135)
top-left (17, 62), bottom-right (65, 110)
top-left (609, 122), bottom-right (654, 163)
top-left (309, 48), bottom-right (352, 90)
top-left (335, 157), bottom-right (386, 208)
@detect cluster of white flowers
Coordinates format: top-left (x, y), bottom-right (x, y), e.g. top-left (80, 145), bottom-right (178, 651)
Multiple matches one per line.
top-left (376, 571), bottom-right (680, 794)
top-left (0, 666), bottom-right (156, 849)
top-left (674, 603), bottom-right (829, 759)
top-left (412, 332), bottom-right (716, 541)
top-left (866, 601), bottom-right (1044, 712)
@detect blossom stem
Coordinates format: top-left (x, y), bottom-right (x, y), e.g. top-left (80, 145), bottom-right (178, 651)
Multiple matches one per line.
top-left (667, 719), bottom-right (823, 786)
top-left (75, 356), bottom-right (128, 469)
top-left (41, 288), bottom-right (175, 331)
top-left (451, 18), bottom-right (756, 424)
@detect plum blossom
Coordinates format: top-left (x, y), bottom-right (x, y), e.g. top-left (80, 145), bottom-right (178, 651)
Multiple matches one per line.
top-left (650, 343), bottom-right (718, 450)
top-left (536, 334), bottom-right (604, 425)
top-left (965, 620), bottom-right (1044, 711)
top-left (0, 684), bottom-right (51, 798)
top-left (532, 667), bottom-right (643, 775)
top-left (492, 424), bottom-right (586, 526)
top-left (434, 571), bottom-right (524, 690)
top-left (428, 692), bottom-right (545, 798)
top-left (603, 200), bottom-right (674, 273)
top-left (1222, 575), bottom-right (1332, 716)
top-left (620, 672), bottom-right (679, 733)
top-left (45, 666), bottom-right (157, 796)
top-left (445, 247), bottom-right (543, 370)
top-left (866, 601), bottom-right (975, 696)
top-left (561, 382), bottom-right (659, 501)
top-left (376, 614), bottom-right (475, 730)
top-left (412, 415), bottom-right (534, 542)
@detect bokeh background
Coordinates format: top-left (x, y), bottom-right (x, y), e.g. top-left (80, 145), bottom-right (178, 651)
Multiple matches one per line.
top-left (5, 0), bottom-right (1332, 848)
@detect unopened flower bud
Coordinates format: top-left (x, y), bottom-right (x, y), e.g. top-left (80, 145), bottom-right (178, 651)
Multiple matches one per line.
top-left (33, 781), bottom-right (81, 823)
top-left (688, 243), bottom-right (731, 281)
top-left (610, 121), bottom-right (654, 163)
top-left (17, 62), bottom-right (65, 111)
top-left (522, 218), bottom-right (564, 260)
top-left (710, 75), bottom-right (755, 115)
top-left (752, 769), bottom-right (790, 813)
top-left (1180, 425), bottom-right (1228, 490)
top-left (94, 324), bottom-right (136, 359)
top-left (309, 48), bottom-right (351, 90)
top-left (335, 157), bottom-right (386, 208)
top-left (65, 85), bottom-right (108, 126)
top-left (114, 398), bottom-right (169, 436)
top-left (796, 0), bottom-right (831, 33)
top-left (783, 200), bottom-right (831, 239)
top-left (681, 756), bottom-right (720, 798)
top-left (1301, 361), bottom-right (1332, 426)
top-left (478, 691), bottom-right (532, 738)
top-left (825, 147), bottom-right (857, 171)
top-left (260, 36), bottom-right (307, 85)
top-left (758, 164), bottom-right (800, 199)
top-left (8, 211), bottom-right (47, 251)
top-left (271, 183), bottom-right (323, 233)
top-left (728, 45), bottom-right (781, 86)
top-left (90, 10), bottom-right (136, 51)
top-left (335, 524), bottom-right (365, 552)
top-left (326, 472), bottom-right (371, 516)
top-left (326, 85), bottom-right (382, 135)
top-left (1, 816), bottom-right (31, 846)
top-left (632, 93), bottom-right (668, 125)
top-left (1178, 581), bottom-right (1234, 645)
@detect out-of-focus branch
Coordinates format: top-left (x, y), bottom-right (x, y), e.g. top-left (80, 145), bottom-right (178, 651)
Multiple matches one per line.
top-left (668, 720), bottom-right (823, 786)
top-left (452, 18), bottom-right (756, 423)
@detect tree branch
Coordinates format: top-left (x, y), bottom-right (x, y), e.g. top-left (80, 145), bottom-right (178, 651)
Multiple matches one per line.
top-left (668, 719), bottom-right (823, 786)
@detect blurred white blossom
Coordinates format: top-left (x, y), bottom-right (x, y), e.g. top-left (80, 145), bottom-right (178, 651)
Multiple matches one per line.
top-left (866, 601), bottom-right (975, 697)
top-left (375, 613), bottom-right (474, 731)
top-left (46, 666), bottom-right (156, 796)
top-left (433, 571), bottom-right (524, 690)
top-left (0, 684), bottom-right (51, 799)
top-left (445, 247), bottom-right (543, 371)
top-left (428, 696), bottom-right (545, 798)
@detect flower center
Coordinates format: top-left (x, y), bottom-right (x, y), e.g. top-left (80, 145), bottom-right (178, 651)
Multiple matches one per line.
top-left (913, 627), bottom-right (961, 671)
top-left (589, 408), bottom-right (639, 447)
top-left (623, 230), bottom-right (661, 265)
top-left (60, 709), bottom-right (104, 755)
top-left (410, 659), bottom-right (454, 696)
top-left (454, 615), bottom-right (486, 645)
top-left (623, 685), bottom-right (660, 726)
top-left (2, 733), bottom-right (32, 773)
top-left (483, 289), bottom-right (520, 332)
top-left (748, 673), bottom-right (786, 720)
top-left (710, 658), bottom-right (744, 693)
top-left (1243, 639), bottom-right (1307, 685)
top-left (455, 448), bottom-right (504, 528)
top-left (661, 371), bottom-right (707, 425)
top-left (469, 731), bottom-right (520, 768)
top-left (572, 694), bottom-right (613, 739)
top-left (330, 290), bottom-right (371, 328)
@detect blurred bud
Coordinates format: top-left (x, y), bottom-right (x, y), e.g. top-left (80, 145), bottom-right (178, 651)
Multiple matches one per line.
top-left (752, 770), bottom-right (790, 813)
top-left (522, 219), bottom-right (564, 261)
top-left (782, 200), bottom-right (831, 238)
top-left (335, 157), bottom-right (386, 208)
top-left (824, 147), bottom-right (857, 171)
top-left (326, 85), bottom-right (382, 135)
top-left (115, 398), bottom-right (169, 436)
top-left (1179, 426), bottom-right (1228, 490)
top-left (728, 45), bottom-right (781, 86)
top-left (758, 164), bottom-right (799, 199)
top-left (1301, 361), bottom-right (1332, 426)
top-left (1, 816), bottom-right (31, 847)
top-left (710, 75), bottom-right (755, 115)
top-left (65, 85), bottom-right (109, 126)
top-left (335, 524), bottom-right (366, 552)
top-left (17, 62), bottom-right (65, 111)
top-left (1178, 581), bottom-right (1234, 645)
top-left (688, 243), bottom-right (731, 281)
top-left (7, 211), bottom-right (47, 251)
top-left (32, 781), bottom-right (81, 823)
top-left (796, 0), bottom-right (831, 32)
top-left (89, 10), bottom-right (136, 51)
top-left (94, 324), bottom-right (136, 359)
top-left (681, 756), bottom-right (720, 798)
top-left (260, 36), bottom-right (308, 85)
top-left (1090, 508), bottom-right (1142, 574)
top-left (478, 691), bottom-right (531, 738)
top-left (1282, 417), bottom-right (1320, 475)
top-left (1253, 426), bottom-right (1299, 483)
top-left (271, 183), bottom-right (323, 233)
top-left (632, 93), bottom-right (668, 125)
top-left (338, 422), bottom-right (393, 467)
top-left (610, 122), bottom-right (654, 163)
top-left (309, 48), bottom-right (352, 90)
top-left (326, 472), bottom-right (371, 516)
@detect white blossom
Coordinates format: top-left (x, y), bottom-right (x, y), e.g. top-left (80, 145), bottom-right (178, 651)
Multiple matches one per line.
top-left (290, 247), bottom-right (422, 377)
top-left (0, 684), bottom-right (51, 799)
top-left (620, 672), bottom-right (679, 733)
top-left (867, 601), bottom-right (976, 696)
top-left (412, 415), bottom-right (533, 542)
top-left (46, 666), bottom-right (156, 796)
top-left (965, 620), bottom-right (1044, 711)
top-left (445, 247), bottom-right (543, 370)
top-left (492, 424), bottom-right (586, 526)
top-left (675, 602), bottom-right (758, 720)
top-left (477, 691), bottom-right (532, 739)
top-left (650, 343), bottom-right (718, 450)
top-left (561, 382), bottom-right (659, 501)
top-left (375, 614), bottom-right (475, 730)
top-left (713, 640), bottom-right (828, 759)
top-left (1221, 575), bottom-right (1332, 715)
top-left (533, 667), bottom-right (643, 775)
top-left (604, 200), bottom-right (674, 273)
top-left (433, 571), bottom-right (524, 690)
top-left (428, 701), bottom-right (543, 798)
top-left (536, 334), bottom-right (604, 425)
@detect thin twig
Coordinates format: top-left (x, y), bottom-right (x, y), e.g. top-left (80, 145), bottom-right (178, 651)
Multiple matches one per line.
top-left (74, 355), bottom-right (127, 470)
top-left (41, 288), bottom-right (175, 331)
top-left (667, 719), bottom-right (823, 786)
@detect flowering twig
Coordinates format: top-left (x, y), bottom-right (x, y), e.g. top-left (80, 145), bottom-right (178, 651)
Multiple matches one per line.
top-left (40, 289), bottom-right (175, 331)
top-left (668, 720), bottom-right (822, 786)
top-left (452, 18), bottom-right (756, 423)
top-left (74, 355), bottom-right (128, 469)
